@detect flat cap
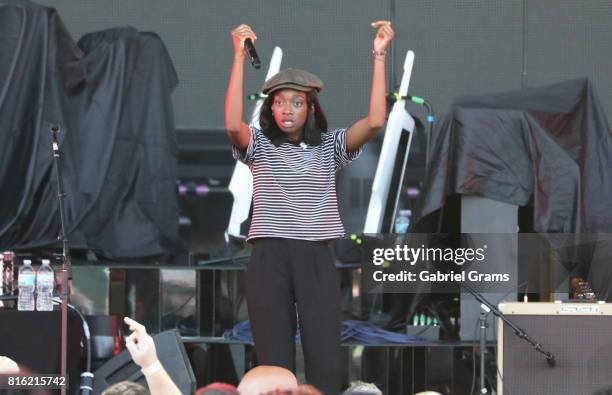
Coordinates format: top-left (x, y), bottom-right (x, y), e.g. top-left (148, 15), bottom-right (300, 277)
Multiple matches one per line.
top-left (261, 68), bottom-right (323, 95)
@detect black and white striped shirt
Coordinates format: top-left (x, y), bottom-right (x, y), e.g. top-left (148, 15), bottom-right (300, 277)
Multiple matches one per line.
top-left (232, 125), bottom-right (362, 241)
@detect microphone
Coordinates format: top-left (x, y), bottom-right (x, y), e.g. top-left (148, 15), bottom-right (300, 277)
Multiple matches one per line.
top-left (244, 38), bottom-right (261, 69)
top-left (534, 342), bottom-right (556, 368)
top-left (80, 372), bottom-right (94, 394)
top-left (545, 353), bottom-right (556, 368)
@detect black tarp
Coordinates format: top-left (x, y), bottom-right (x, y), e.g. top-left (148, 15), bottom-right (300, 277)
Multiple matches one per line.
top-left (418, 78), bottom-right (612, 234)
top-left (416, 78), bottom-right (612, 298)
top-left (0, 0), bottom-right (183, 259)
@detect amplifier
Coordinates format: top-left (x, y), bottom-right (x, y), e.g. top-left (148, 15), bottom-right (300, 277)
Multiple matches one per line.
top-left (497, 302), bottom-right (612, 395)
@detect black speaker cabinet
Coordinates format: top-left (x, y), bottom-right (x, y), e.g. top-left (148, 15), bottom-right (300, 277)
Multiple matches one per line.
top-left (497, 302), bottom-right (612, 395)
top-left (92, 330), bottom-right (196, 395)
top-left (0, 309), bottom-right (83, 395)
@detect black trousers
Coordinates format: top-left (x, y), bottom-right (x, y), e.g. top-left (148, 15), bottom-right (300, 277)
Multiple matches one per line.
top-left (246, 238), bottom-right (342, 395)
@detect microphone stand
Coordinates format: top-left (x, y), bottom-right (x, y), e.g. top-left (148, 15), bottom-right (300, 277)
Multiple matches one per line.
top-left (52, 297), bottom-right (94, 395)
top-left (50, 125), bottom-right (72, 395)
top-left (462, 283), bottom-right (556, 394)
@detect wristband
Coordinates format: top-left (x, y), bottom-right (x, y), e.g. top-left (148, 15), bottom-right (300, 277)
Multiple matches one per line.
top-left (141, 360), bottom-right (162, 377)
top-left (372, 49), bottom-right (387, 57)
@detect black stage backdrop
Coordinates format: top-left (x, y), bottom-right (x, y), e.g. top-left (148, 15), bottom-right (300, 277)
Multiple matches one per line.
top-left (0, 0), bottom-right (183, 259)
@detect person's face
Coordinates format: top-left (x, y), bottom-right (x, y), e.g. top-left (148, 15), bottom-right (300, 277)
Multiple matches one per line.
top-left (272, 89), bottom-right (310, 137)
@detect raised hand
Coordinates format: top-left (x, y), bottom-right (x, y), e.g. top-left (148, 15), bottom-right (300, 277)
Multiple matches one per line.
top-left (123, 317), bottom-right (182, 395)
top-left (231, 24), bottom-right (257, 59)
top-left (123, 317), bottom-right (158, 369)
top-left (371, 20), bottom-right (394, 53)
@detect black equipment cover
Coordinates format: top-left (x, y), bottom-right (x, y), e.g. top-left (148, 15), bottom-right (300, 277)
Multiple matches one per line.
top-left (0, 1), bottom-right (183, 259)
top-left (418, 78), bottom-right (612, 233)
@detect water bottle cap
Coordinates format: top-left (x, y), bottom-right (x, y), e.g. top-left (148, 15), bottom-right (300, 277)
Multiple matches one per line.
top-left (23, 259), bottom-right (32, 265)
top-left (42, 259), bottom-right (50, 265)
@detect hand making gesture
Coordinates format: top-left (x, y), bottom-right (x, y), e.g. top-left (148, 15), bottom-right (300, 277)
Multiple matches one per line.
top-left (124, 317), bottom-right (158, 369)
top-left (371, 20), bottom-right (394, 54)
top-left (123, 317), bottom-right (181, 395)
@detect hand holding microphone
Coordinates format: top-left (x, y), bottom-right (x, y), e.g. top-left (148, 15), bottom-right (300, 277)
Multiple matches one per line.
top-left (231, 24), bottom-right (260, 69)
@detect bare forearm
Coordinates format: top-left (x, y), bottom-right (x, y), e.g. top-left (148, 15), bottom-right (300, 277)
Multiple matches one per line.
top-left (346, 55), bottom-right (387, 151)
top-left (368, 52), bottom-right (387, 129)
top-left (145, 366), bottom-right (181, 395)
top-left (225, 55), bottom-right (245, 133)
top-left (347, 21), bottom-right (394, 151)
top-left (225, 24), bottom-right (257, 148)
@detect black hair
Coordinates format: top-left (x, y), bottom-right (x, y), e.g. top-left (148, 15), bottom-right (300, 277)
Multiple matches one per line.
top-left (259, 90), bottom-right (328, 146)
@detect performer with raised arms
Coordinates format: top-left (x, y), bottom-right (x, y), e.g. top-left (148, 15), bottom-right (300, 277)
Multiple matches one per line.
top-left (225, 21), bottom-right (394, 394)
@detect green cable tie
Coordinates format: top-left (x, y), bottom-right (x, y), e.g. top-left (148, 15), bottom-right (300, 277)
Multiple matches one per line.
top-left (411, 96), bottom-right (425, 105)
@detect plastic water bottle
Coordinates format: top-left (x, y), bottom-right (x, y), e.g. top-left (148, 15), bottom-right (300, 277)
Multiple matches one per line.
top-left (36, 259), bottom-right (55, 311)
top-left (17, 259), bottom-right (36, 311)
top-left (394, 209), bottom-right (412, 234)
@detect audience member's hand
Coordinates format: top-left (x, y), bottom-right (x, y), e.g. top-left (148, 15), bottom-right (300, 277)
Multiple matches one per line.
top-left (124, 317), bottom-right (158, 369)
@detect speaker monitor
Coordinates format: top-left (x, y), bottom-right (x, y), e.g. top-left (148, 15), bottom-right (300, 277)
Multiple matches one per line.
top-left (92, 329), bottom-right (196, 395)
top-left (497, 302), bottom-right (612, 395)
top-left (0, 310), bottom-right (83, 395)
